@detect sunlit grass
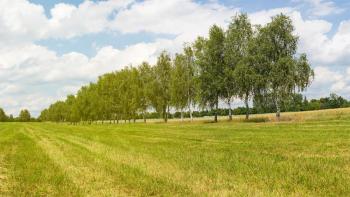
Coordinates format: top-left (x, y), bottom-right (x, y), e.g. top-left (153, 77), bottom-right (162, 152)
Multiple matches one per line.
top-left (0, 108), bottom-right (350, 196)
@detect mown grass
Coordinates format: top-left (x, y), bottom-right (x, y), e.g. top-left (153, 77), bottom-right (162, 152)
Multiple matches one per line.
top-left (1, 109), bottom-right (350, 196)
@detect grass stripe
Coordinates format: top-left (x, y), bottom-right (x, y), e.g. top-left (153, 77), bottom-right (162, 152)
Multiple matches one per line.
top-left (25, 126), bottom-right (132, 196)
top-left (26, 125), bottom-right (193, 196)
top-left (0, 124), bottom-right (81, 196)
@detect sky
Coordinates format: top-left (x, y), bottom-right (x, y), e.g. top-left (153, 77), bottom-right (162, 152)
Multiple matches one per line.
top-left (1, 0), bottom-right (350, 116)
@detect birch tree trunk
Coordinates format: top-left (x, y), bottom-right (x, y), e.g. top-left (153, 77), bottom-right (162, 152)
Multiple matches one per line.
top-left (164, 106), bottom-right (168, 123)
top-left (143, 111), bottom-right (146, 123)
top-left (167, 105), bottom-right (170, 122)
top-left (245, 96), bottom-right (249, 120)
top-left (275, 96), bottom-right (281, 121)
top-left (188, 94), bottom-right (193, 122)
top-left (214, 98), bottom-right (219, 122)
top-left (180, 109), bottom-right (184, 122)
top-left (228, 99), bottom-right (232, 121)
top-left (189, 101), bottom-right (193, 122)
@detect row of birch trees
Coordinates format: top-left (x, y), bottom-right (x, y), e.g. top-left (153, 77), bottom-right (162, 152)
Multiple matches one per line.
top-left (40, 13), bottom-right (314, 123)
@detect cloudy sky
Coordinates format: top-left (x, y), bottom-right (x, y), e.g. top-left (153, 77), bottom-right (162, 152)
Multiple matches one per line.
top-left (1, 0), bottom-right (350, 116)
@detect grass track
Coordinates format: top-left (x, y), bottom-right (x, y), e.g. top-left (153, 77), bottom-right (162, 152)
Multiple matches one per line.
top-left (1, 111), bottom-right (350, 196)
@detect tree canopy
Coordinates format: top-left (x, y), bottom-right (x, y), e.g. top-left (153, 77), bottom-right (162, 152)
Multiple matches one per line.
top-left (40, 13), bottom-right (314, 123)
top-left (19, 109), bottom-right (31, 122)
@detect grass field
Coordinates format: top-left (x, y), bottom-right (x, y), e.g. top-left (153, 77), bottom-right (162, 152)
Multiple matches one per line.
top-left (1, 109), bottom-right (350, 196)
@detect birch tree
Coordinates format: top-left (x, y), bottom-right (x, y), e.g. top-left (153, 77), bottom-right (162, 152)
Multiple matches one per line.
top-left (19, 109), bottom-right (31, 122)
top-left (138, 62), bottom-right (153, 123)
top-left (195, 25), bottom-right (225, 122)
top-left (152, 51), bottom-right (172, 122)
top-left (97, 73), bottom-right (115, 123)
top-left (183, 45), bottom-right (198, 122)
top-left (170, 54), bottom-right (188, 121)
top-left (65, 95), bottom-right (80, 124)
top-left (224, 13), bottom-right (253, 120)
top-left (234, 56), bottom-right (258, 119)
top-left (255, 14), bottom-right (314, 120)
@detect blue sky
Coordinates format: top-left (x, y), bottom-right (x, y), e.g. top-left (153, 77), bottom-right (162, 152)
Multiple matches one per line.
top-left (1, 0), bottom-right (350, 116)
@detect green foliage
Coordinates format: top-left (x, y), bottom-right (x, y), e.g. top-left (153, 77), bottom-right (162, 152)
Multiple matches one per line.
top-left (253, 14), bottom-right (314, 120)
top-left (40, 13), bottom-right (315, 123)
top-left (183, 45), bottom-right (199, 121)
top-left (254, 93), bottom-right (350, 114)
top-left (151, 51), bottom-right (173, 122)
top-left (138, 62), bottom-right (153, 122)
top-left (194, 25), bottom-right (226, 122)
top-left (234, 57), bottom-right (257, 119)
top-left (0, 108), bottom-right (8, 122)
top-left (223, 14), bottom-right (254, 120)
top-left (306, 93), bottom-right (350, 110)
top-left (170, 54), bottom-right (188, 112)
top-left (18, 109), bottom-right (31, 122)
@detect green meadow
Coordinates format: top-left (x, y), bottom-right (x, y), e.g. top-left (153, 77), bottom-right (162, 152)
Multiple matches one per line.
top-left (1, 109), bottom-right (350, 196)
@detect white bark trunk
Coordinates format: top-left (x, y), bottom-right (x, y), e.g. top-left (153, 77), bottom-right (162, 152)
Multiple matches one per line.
top-left (181, 109), bottom-right (184, 122)
top-left (245, 97), bottom-right (249, 120)
top-left (189, 101), bottom-right (193, 122)
top-left (228, 99), bottom-right (232, 121)
top-left (275, 97), bottom-right (281, 121)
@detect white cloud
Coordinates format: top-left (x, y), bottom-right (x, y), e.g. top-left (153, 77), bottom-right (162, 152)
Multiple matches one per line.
top-left (293, 0), bottom-right (344, 17)
top-left (313, 67), bottom-right (343, 85)
top-left (46, 0), bottom-right (133, 39)
top-left (0, 0), bottom-right (237, 42)
top-left (249, 8), bottom-right (294, 25)
top-left (111, 0), bottom-right (238, 38)
top-left (306, 66), bottom-right (350, 98)
top-left (293, 16), bottom-right (350, 66)
top-left (331, 81), bottom-right (346, 92)
top-left (50, 3), bottom-right (77, 20)
top-left (0, 0), bottom-right (48, 45)
top-left (0, 0), bottom-right (134, 43)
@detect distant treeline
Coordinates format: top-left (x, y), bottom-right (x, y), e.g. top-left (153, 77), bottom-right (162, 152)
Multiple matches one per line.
top-left (0, 93), bottom-right (348, 123)
top-left (39, 13), bottom-right (314, 123)
top-left (0, 109), bottom-right (35, 122)
top-left (119, 93), bottom-right (350, 120)
top-left (254, 93), bottom-right (350, 113)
